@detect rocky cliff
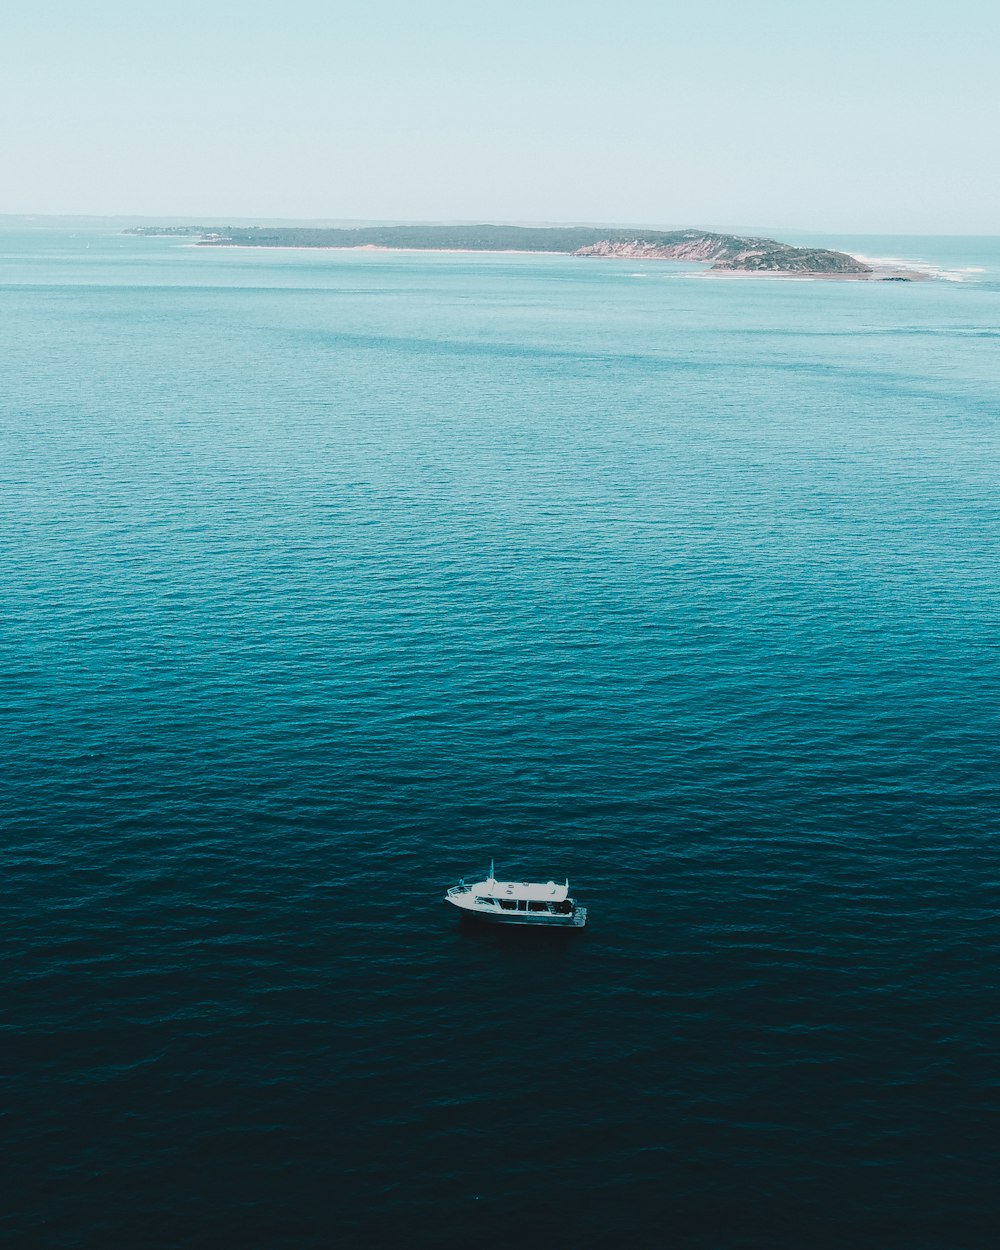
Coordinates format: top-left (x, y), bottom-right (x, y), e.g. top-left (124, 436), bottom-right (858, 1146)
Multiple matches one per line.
top-left (573, 233), bottom-right (872, 274)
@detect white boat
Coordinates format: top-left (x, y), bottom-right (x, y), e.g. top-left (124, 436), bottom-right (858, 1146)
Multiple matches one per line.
top-left (445, 862), bottom-right (587, 928)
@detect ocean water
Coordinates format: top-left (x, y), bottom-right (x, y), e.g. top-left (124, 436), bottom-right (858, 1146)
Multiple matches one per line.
top-left (3, 229), bottom-right (1000, 1249)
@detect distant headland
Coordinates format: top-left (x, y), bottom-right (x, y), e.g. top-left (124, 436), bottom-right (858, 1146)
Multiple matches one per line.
top-left (124, 224), bottom-right (927, 280)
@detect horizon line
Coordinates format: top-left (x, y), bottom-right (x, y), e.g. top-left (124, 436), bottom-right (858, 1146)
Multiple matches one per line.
top-left (1, 214), bottom-right (997, 239)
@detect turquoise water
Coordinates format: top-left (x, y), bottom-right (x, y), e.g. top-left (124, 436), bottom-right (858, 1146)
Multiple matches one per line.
top-left (3, 230), bottom-right (1000, 1248)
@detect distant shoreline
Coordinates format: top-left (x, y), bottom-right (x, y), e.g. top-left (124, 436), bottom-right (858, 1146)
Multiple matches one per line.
top-left (130, 224), bottom-right (931, 280)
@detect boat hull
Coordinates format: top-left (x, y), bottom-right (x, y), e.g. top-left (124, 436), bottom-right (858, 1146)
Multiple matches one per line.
top-left (445, 896), bottom-right (587, 928)
top-left (464, 908), bottom-right (587, 928)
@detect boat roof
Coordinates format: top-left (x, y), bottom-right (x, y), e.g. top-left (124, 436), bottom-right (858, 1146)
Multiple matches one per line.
top-left (472, 878), bottom-right (569, 902)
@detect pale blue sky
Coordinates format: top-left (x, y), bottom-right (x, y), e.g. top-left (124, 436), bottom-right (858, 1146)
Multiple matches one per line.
top-left (3, 0), bottom-right (997, 232)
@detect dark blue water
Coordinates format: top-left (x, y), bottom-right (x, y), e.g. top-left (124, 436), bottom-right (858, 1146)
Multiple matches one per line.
top-left (4, 229), bottom-right (1000, 1248)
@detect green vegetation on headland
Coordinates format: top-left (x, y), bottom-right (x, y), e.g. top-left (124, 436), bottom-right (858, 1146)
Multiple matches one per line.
top-left (124, 224), bottom-right (921, 278)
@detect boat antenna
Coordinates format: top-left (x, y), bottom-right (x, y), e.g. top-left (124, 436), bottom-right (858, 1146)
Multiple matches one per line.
top-left (489, 858), bottom-right (495, 881)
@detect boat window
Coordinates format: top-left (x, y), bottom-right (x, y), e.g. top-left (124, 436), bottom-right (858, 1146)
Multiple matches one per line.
top-left (528, 901), bottom-right (549, 912)
top-left (499, 899), bottom-right (517, 910)
top-left (474, 897), bottom-right (494, 906)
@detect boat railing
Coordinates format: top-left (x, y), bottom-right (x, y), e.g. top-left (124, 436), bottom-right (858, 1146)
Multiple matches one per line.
top-left (447, 883), bottom-right (471, 896)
